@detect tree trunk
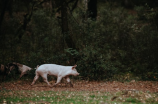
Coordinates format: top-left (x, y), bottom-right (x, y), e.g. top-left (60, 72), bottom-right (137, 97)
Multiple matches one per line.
top-left (123, 0), bottom-right (133, 9)
top-left (0, 0), bottom-right (9, 36)
top-left (61, 0), bottom-right (76, 49)
top-left (88, 0), bottom-right (97, 20)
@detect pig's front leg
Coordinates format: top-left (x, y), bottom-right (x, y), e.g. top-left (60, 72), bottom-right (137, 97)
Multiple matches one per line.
top-left (53, 76), bottom-right (62, 87)
top-left (66, 77), bottom-right (73, 87)
top-left (20, 72), bottom-right (25, 78)
top-left (31, 75), bottom-right (39, 85)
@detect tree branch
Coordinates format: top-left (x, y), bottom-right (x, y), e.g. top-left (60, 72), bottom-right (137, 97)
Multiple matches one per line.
top-left (16, 2), bottom-right (36, 42)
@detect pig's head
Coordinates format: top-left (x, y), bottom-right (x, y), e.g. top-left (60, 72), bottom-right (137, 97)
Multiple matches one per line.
top-left (12, 62), bottom-right (23, 68)
top-left (71, 65), bottom-right (79, 76)
top-left (16, 63), bottom-right (23, 67)
top-left (1, 64), bottom-right (10, 75)
top-left (7, 63), bottom-right (19, 74)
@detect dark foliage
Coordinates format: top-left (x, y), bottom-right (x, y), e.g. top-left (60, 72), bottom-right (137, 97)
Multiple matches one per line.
top-left (0, 0), bottom-right (158, 81)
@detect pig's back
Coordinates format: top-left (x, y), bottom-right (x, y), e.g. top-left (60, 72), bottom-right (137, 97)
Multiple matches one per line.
top-left (36, 64), bottom-right (62, 75)
top-left (38, 64), bottom-right (72, 70)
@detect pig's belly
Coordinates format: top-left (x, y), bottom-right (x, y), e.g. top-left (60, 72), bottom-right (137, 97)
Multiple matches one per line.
top-left (47, 71), bottom-right (58, 76)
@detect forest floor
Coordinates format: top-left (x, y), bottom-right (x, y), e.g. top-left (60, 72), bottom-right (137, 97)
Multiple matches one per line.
top-left (0, 80), bottom-right (158, 92)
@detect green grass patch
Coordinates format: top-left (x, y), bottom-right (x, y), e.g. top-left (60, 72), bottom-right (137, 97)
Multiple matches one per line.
top-left (0, 90), bottom-right (158, 104)
top-left (125, 97), bottom-right (141, 103)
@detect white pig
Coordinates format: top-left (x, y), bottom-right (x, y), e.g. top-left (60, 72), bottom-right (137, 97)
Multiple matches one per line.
top-left (31, 64), bottom-right (79, 87)
top-left (13, 62), bottom-right (32, 78)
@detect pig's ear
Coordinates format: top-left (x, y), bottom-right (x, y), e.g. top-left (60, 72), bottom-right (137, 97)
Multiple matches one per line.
top-left (72, 65), bottom-right (77, 69)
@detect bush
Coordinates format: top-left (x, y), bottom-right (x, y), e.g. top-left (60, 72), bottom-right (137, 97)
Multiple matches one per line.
top-left (1, 2), bottom-right (158, 81)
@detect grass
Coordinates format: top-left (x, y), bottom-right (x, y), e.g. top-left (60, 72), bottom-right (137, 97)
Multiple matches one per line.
top-left (0, 89), bottom-right (158, 104)
top-left (0, 90), bottom-right (108, 104)
top-left (125, 97), bottom-right (141, 103)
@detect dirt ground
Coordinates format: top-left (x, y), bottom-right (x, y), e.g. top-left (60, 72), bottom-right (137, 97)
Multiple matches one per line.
top-left (0, 80), bottom-right (158, 92)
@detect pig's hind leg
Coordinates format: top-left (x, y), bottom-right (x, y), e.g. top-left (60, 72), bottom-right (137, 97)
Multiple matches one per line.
top-left (31, 74), bottom-right (39, 85)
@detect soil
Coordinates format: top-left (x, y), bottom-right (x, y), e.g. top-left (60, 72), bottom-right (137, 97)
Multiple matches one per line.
top-left (0, 80), bottom-right (158, 92)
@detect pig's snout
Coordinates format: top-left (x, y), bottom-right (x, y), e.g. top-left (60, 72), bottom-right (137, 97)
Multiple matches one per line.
top-left (75, 72), bottom-right (79, 76)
